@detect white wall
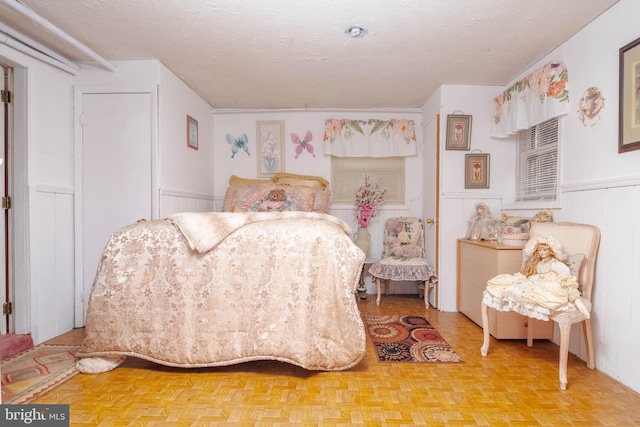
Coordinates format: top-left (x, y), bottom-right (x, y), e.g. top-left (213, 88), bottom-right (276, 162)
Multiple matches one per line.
top-left (555, 0), bottom-right (640, 392)
top-left (158, 64), bottom-right (215, 215)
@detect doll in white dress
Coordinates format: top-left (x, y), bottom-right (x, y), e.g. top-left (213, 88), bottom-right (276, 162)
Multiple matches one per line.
top-left (483, 235), bottom-right (589, 320)
top-left (465, 202), bottom-right (501, 241)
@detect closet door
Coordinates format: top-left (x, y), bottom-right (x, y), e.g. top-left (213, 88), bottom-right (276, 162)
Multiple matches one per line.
top-left (80, 92), bottom-right (152, 321)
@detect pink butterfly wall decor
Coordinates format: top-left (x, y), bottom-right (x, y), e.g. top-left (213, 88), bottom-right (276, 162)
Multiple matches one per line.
top-left (291, 130), bottom-right (315, 159)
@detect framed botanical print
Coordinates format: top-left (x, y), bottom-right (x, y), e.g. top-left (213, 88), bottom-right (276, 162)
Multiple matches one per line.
top-left (256, 120), bottom-right (285, 177)
top-left (465, 153), bottom-right (490, 189)
top-left (446, 114), bottom-right (472, 150)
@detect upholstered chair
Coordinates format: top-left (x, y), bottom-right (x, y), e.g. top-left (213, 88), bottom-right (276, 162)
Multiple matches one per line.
top-left (369, 217), bottom-right (438, 307)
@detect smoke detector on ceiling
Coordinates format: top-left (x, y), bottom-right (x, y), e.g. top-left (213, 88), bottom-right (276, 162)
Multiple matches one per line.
top-left (345, 26), bottom-right (368, 39)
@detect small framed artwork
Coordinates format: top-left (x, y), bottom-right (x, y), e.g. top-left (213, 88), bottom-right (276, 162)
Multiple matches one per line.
top-left (465, 153), bottom-right (490, 189)
top-left (256, 120), bottom-right (285, 177)
top-left (187, 115), bottom-right (198, 150)
top-left (446, 114), bottom-right (472, 150)
top-left (619, 36), bottom-right (640, 153)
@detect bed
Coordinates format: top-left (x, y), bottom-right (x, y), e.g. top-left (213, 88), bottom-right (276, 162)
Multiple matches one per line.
top-left (76, 174), bottom-right (366, 373)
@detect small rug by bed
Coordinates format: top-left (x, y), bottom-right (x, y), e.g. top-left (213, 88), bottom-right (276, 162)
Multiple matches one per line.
top-left (1, 344), bottom-right (80, 404)
top-left (364, 315), bottom-right (464, 363)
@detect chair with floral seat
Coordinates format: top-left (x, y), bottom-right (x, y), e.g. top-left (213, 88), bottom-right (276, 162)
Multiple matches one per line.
top-left (368, 217), bottom-right (438, 307)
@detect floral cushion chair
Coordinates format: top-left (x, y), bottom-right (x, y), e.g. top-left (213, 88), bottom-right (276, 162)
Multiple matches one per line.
top-left (369, 217), bottom-right (438, 307)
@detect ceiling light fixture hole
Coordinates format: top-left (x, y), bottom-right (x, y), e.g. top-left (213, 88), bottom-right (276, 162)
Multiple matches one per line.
top-left (345, 26), bottom-right (367, 39)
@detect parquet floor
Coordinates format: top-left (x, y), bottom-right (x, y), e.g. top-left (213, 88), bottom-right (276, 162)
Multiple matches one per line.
top-left (32, 295), bottom-right (640, 426)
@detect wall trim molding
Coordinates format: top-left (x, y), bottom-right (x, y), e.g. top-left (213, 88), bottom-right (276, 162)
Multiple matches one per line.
top-left (160, 187), bottom-right (214, 200)
top-left (211, 107), bottom-right (424, 115)
top-left (562, 175), bottom-right (640, 193)
top-left (33, 184), bottom-right (74, 195)
top-left (441, 192), bottom-right (503, 199)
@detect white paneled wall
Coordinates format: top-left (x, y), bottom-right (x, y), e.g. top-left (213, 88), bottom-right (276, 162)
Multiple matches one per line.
top-left (30, 187), bottom-right (75, 344)
top-left (159, 189), bottom-right (216, 217)
top-left (560, 184), bottom-right (640, 390)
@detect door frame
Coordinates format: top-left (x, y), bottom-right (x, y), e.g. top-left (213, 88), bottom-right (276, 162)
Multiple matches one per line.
top-left (422, 112), bottom-right (440, 309)
top-left (0, 61), bottom-right (29, 335)
top-left (73, 84), bottom-right (159, 327)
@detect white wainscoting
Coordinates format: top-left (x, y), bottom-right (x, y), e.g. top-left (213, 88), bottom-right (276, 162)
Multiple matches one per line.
top-left (159, 188), bottom-right (215, 216)
top-left (31, 185), bottom-right (75, 345)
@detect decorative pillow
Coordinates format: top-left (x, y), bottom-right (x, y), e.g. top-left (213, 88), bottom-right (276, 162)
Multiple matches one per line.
top-left (241, 185), bottom-right (316, 212)
top-left (315, 187), bottom-right (332, 214)
top-left (222, 176), bottom-right (331, 213)
top-left (272, 172), bottom-right (329, 189)
top-left (567, 253), bottom-right (586, 292)
top-left (223, 183), bottom-right (277, 212)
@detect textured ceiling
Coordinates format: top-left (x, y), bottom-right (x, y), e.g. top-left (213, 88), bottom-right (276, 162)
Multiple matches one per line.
top-left (0, 0), bottom-right (620, 109)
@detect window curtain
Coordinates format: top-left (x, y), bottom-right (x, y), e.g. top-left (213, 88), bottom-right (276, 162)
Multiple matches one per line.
top-left (491, 61), bottom-right (569, 138)
top-left (323, 119), bottom-right (417, 157)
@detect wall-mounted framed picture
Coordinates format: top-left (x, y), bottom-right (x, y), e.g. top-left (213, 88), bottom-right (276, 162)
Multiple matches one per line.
top-left (446, 114), bottom-right (472, 150)
top-left (187, 115), bottom-right (198, 150)
top-left (619, 36), bottom-right (640, 153)
top-left (465, 153), bottom-right (490, 188)
top-left (256, 120), bottom-right (285, 177)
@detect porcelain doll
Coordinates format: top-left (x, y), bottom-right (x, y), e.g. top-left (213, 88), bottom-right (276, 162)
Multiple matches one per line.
top-left (465, 203), bottom-right (501, 241)
top-left (483, 235), bottom-right (589, 318)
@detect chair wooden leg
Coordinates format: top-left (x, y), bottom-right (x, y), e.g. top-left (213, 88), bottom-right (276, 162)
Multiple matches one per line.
top-left (582, 319), bottom-right (595, 369)
top-left (376, 278), bottom-right (382, 305)
top-left (558, 321), bottom-right (571, 390)
top-left (480, 303), bottom-right (490, 356)
top-left (423, 281), bottom-right (429, 310)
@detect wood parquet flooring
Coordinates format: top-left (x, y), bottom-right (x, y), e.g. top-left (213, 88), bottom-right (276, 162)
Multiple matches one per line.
top-left (31, 295), bottom-right (640, 426)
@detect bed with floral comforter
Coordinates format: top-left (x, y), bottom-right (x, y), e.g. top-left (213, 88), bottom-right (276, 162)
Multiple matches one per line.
top-left (76, 211), bottom-right (366, 373)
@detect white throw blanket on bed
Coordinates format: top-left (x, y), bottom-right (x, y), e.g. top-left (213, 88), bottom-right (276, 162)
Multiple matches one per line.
top-left (167, 211), bottom-right (353, 253)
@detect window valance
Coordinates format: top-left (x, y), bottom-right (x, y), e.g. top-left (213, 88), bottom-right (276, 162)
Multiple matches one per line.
top-left (491, 61), bottom-right (569, 138)
top-left (323, 119), bottom-right (417, 157)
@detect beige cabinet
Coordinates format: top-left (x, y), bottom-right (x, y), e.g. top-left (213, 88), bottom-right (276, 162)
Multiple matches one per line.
top-left (457, 239), bottom-right (553, 339)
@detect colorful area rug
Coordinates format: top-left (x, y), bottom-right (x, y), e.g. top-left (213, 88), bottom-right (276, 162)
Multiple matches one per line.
top-left (1, 344), bottom-right (80, 404)
top-left (364, 315), bottom-right (464, 363)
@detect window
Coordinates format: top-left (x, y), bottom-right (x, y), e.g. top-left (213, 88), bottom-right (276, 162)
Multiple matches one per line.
top-left (515, 118), bottom-right (559, 202)
top-left (330, 157), bottom-right (405, 204)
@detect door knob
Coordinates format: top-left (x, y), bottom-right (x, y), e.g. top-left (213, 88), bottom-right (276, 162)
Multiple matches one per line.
top-left (425, 218), bottom-right (434, 224)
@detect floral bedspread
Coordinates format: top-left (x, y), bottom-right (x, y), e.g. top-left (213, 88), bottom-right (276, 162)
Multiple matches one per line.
top-left (76, 212), bottom-right (366, 372)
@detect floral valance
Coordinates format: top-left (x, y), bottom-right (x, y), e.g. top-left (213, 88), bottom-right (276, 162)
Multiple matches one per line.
top-left (491, 61), bottom-right (569, 138)
top-left (323, 119), bottom-right (417, 157)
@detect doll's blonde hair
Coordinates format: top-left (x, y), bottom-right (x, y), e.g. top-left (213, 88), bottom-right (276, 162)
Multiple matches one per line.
top-left (521, 235), bottom-right (567, 277)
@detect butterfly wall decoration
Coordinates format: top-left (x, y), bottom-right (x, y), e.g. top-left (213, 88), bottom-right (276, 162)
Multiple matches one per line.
top-left (291, 130), bottom-right (315, 159)
top-left (226, 133), bottom-right (250, 158)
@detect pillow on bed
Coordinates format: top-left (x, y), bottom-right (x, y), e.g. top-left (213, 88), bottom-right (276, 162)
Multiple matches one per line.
top-left (314, 187), bottom-right (332, 214)
top-left (229, 175), bottom-right (273, 186)
top-left (241, 185), bottom-right (316, 212)
top-left (272, 172), bottom-right (329, 189)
